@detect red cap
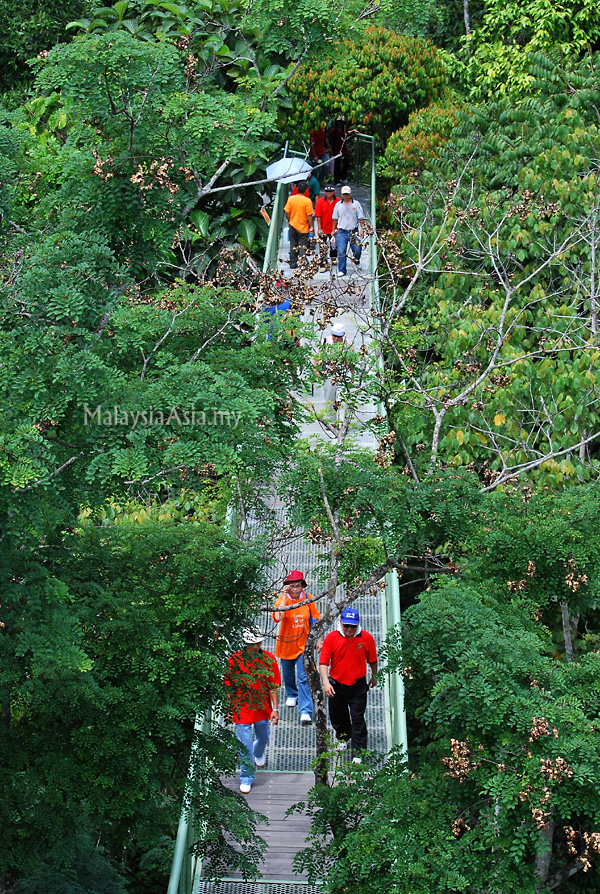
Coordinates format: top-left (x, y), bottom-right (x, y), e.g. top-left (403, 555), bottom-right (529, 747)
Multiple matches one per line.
top-left (284, 570), bottom-right (306, 585)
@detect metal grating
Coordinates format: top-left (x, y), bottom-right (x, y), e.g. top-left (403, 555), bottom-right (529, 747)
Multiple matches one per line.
top-left (198, 884), bottom-right (319, 894)
top-left (245, 505), bottom-right (389, 773)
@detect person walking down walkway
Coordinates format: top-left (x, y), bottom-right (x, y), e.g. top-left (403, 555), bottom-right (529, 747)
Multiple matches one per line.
top-left (284, 181), bottom-right (314, 270)
top-left (310, 121), bottom-right (331, 184)
top-left (225, 628), bottom-right (280, 793)
top-left (323, 320), bottom-right (347, 346)
top-left (320, 320), bottom-right (348, 403)
top-left (332, 185), bottom-right (365, 277)
top-left (314, 185), bottom-right (340, 265)
top-left (292, 170), bottom-right (320, 205)
top-left (273, 570), bottom-right (320, 726)
top-left (327, 116), bottom-right (356, 185)
top-left (319, 608), bottom-right (377, 760)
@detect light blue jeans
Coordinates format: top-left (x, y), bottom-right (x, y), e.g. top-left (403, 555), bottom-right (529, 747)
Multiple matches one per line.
top-left (235, 719), bottom-right (270, 786)
top-left (335, 229), bottom-right (361, 274)
top-left (281, 655), bottom-right (313, 718)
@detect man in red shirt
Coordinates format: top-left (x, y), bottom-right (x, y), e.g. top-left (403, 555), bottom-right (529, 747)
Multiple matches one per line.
top-left (319, 607), bottom-right (377, 759)
top-left (225, 628), bottom-right (280, 793)
top-left (314, 185), bottom-right (340, 264)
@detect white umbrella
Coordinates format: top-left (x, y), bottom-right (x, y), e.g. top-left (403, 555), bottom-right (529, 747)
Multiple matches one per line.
top-left (265, 156), bottom-right (313, 184)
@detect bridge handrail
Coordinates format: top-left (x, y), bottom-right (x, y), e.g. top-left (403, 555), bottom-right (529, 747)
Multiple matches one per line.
top-left (167, 713), bottom-right (211, 894)
top-left (358, 132), bottom-right (408, 757)
top-left (262, 180), bottom-right (287, 276)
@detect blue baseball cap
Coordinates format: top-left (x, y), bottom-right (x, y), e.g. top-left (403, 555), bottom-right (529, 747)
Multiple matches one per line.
top-left (340, 608), bottom-right (359, 626)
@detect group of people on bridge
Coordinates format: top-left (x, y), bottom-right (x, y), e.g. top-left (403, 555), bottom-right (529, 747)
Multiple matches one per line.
top-left (284, 182), bottom-right (366, 276)
top-left (225, 570), bottom-right (378, 793)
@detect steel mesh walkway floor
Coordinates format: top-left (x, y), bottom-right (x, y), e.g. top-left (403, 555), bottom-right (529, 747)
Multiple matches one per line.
top-left (198, 179), bottom-right (386, 892)
top-left (199, 884), bottom-right (320, 893)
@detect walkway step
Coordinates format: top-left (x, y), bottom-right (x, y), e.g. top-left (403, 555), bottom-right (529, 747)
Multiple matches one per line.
top-left (221, 774), bottom-right (313, 881)
top-left (198, 884), bottom-right (319, 893)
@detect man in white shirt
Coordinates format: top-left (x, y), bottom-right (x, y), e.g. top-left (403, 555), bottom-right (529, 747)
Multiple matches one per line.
top-left (331, 185), bottom-right (365, 277)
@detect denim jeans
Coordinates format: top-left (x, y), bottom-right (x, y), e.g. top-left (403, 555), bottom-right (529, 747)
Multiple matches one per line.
top-left (281, 655), bottom-right (313, 717)
top-left (335, 229), bottom-right (361, 274)
top-left (235, 719), bottom-right (270, 786)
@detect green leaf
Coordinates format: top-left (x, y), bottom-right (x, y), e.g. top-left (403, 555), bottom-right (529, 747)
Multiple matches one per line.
top-left (238, 219), bottom-right (257, 249)
top-left (189, 209), bottom-right (210, 237)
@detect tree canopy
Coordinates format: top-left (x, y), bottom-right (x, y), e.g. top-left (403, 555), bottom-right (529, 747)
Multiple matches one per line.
top-left (3, 0), bottom-right (600, 890)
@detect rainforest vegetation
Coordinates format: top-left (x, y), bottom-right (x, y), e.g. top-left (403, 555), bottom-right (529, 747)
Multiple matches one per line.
top-left (2, 0), bottom-right (600, 891)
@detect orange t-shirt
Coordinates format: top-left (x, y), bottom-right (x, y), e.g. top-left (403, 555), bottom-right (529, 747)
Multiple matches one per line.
top-left (284, 194), bottom-right (314, 233)
top-left (272, 590), bottom-right (320, 660)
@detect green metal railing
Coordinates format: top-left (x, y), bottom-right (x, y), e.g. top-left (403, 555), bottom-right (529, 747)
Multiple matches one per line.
top-left (167, 713), bottom-right (212, 894)
top-left (353, 132), bottom-right (375, 189)
top-left (262, 179), bottom-right (287, 276)
top-left (358, 132), bottom-right (408, 756)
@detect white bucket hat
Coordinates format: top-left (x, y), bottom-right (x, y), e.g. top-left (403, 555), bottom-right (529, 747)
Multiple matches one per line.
top-left (331, 322), bottom-right (346, 337)
top-left (242, 628), bottom-right (264, 645)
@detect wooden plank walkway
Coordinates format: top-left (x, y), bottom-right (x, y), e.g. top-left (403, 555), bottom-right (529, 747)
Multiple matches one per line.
top-left (222, 773), bottom-right (313, 880)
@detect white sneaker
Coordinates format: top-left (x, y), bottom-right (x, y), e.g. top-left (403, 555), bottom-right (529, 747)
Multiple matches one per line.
top-left (240, 783), bottom-right (252, 793)
top-left (285, 696), bottom-right (298, 707)
top-left (254, 752), bottom-right (266, 767)
top-left (335, 740), bottom-right (348, 752)
top-left (352, 757), bottom-right (362, 764)
top-left (300, 713), bottom-right (312, 726)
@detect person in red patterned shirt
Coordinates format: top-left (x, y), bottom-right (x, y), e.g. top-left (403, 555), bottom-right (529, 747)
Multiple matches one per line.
top-left (225, 628), bottom-right (280, 793)
top-left (314, 185), bottom-right (340, 264)
top-left (319, 607), bottom-right (377, 760)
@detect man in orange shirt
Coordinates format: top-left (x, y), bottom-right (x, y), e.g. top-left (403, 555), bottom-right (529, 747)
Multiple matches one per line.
top-left (225, 628), bottom-right (280, 793)
top-left (273, 570), bottom-right (320, 726)
top-left (284, 180), bottom-right (314, 269)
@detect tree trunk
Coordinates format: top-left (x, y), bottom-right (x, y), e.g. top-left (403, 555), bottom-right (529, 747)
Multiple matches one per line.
top-left (561, 602), bottom-right (574, 662)
top-left (304, 643), bottom-right (329, 786)
top-left (579, 429), bottom-right (587, 463)
top-left (464, 0), bottom-right (471, 36)
top-left (535, 819), bottom-right (555, 884)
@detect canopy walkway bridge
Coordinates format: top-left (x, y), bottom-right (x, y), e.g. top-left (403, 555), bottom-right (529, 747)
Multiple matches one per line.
top-left (168, 136), bottom-right (407, 894)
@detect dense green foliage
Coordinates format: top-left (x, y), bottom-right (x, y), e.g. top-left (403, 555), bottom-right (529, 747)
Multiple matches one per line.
top-left (380, 61), bottom-right (600, 486)
top-left (0, 251), bottom-right (303, 886)
top-left (0, 0), bottom-right (92, 93)
top-left (374, 0), bottom-right (484, 50)
top-left (465, 0), bottom-right (600, 98)
top-left (2, 519), bottom-right (265, 888)
top-left (295, 487), bottom-right (600, 892)
top-left (379, 99), bottom-right (461, 181)
top-left (288, 26), bottom-right (446, 143)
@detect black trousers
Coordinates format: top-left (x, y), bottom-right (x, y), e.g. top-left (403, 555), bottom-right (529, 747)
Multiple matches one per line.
top-left (334, 153), bottom-right (350, 184)
top-left (289, 225), bottom-right (308, 268)
top-left (328, 675), bottom-right (368, 751)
